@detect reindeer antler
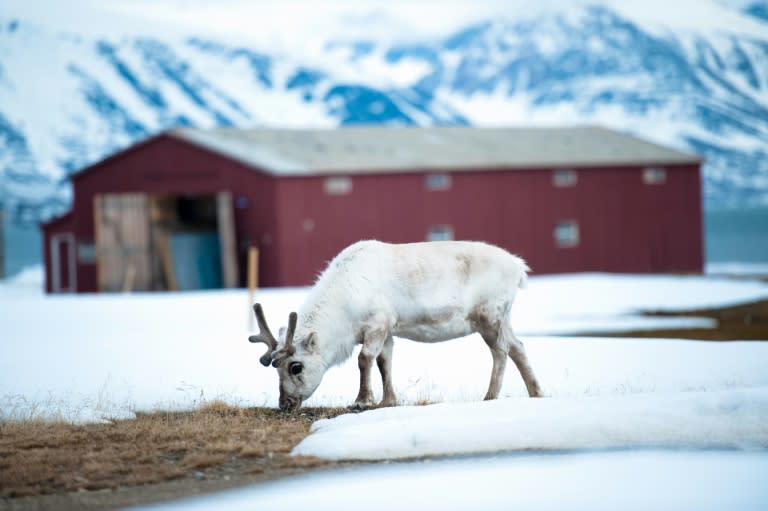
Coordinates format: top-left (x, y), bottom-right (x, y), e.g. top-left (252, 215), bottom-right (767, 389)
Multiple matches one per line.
top-left (271, 312), bottom-right (298, 367)
top-left (249, 304), bottom-right (278, 366)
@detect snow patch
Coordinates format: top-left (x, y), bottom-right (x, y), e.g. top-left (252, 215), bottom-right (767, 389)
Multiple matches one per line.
top-left (130, 450), bottom-right (768, 511)
top-left (293, 388), bottom-right (768, 460)
top-left (706, 262), bottom-right (768, 277)
top-left (1, 273), bottom-right (768, 421)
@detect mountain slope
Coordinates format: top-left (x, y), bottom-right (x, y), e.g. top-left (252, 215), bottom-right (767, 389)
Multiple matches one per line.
top-left (0, 1), bottom-right (767, 224)
top-left (376, 5), bottom-right (768, 207)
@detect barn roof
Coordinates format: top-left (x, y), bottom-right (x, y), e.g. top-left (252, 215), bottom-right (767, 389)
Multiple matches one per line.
top-left (170, 125), bottom-right (701, 176)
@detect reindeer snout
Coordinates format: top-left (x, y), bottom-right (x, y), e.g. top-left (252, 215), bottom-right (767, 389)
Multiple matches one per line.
top-left (279, 397), bottom-right (299, 412)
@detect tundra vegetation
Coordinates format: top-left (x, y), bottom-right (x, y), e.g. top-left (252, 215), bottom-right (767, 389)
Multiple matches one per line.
top-left (0, 402), bottom-right (349, 503)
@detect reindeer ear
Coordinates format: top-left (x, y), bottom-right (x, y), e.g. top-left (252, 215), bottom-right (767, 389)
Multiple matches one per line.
top-left (303, 332), bottom-right (317, 352)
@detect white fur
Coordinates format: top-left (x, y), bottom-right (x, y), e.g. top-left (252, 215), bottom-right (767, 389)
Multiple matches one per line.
top-left (266, 240), bottom-right (539, 410)
top-left (297, 240), bottom-right (529, 366)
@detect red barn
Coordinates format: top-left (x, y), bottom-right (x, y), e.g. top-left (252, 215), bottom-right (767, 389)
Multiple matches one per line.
top-left (42, 126), bottom-right (703, 293)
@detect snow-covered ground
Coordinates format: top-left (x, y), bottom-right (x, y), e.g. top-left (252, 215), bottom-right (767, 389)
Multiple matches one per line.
top-left (706, 262), bottom-right (768, 277)
top-left (295, 388), bottom-right (768, 460)
top-left (2, 266), bottom-right (767, 422)
top-left (4, 266), bottom-right (768, 510)
top-left (136, 450), bottom-right (768, 511)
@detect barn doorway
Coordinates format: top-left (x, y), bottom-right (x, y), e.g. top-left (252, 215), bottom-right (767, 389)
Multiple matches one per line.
top-left (94, 192), bottom-right (238, 292)
top-left (50, 232), bottom-right (76, 292)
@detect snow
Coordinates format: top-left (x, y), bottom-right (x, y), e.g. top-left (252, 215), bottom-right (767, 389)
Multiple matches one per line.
top-left (174, 129), bottom-right (310, 173)
top-left (514, 273), bottom-right (768, 335)
top-left (3, 0), bottom-right (768, 211)
top-left (2, 267), bottom-right (768, 422)
top-left (3, 267), bottom-right (768, 509)
top-left (605, 0), bottom-right (768, 40)
top-left (132, 450), bottom-right (768, 511)
top-left (706, 262), bottom-right (768, 277)
top-left (9, 0), bottom-right (765, 45)
top-left (4, 264), bottom-right (45, 286)
top-left (294, 388), bottom-right (768, 460)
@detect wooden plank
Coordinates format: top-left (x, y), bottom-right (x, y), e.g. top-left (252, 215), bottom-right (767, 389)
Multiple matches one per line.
top-left (157, 231), bottom-right (178, 291)
top-left (148, 195), bottom-right (178, 290)
top-left (94, 195), bottom-right (109, 291)
top-left (122, 264), bottom-right (136, 293)
top-left (131, 194), bottom-right (150, 290)
top-left (94, 193), bottom-right (152, 292)
top-left (216, 191), bottom-right (239, 288)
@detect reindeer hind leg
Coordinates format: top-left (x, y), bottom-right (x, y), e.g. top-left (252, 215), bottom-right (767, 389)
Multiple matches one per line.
top-left (478, 318), bottom-right (507, 401)
top-left (502, 322), bottom-right (543, 398)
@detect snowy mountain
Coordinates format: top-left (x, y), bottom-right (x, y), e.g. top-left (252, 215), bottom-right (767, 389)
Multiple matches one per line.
top-left (1, 0), bottom-right (767, 224)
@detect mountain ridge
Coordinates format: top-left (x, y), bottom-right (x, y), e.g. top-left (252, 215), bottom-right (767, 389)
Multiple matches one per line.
top-left (1, 1), bottom-right (767, 225)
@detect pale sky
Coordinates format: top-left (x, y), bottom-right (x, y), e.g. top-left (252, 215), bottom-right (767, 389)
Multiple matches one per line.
top-left (5, 0), bottom-right (763, 46)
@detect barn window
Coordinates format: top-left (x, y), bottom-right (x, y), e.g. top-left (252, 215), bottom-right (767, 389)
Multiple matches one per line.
top-left (426, 173), bottom-right (452, 191)
top-left (552, 169), bottom-right (577, 187)
top-left (427, 225), bottom-right (454, 241)
top-left (77, 241), bottom-right (96, 263)
top-left (554, 220), bottom-right (579, 248)
top-left (324, 176), bottom-right (353, 195)
top-left (642, 167), bottom-right (666, 185)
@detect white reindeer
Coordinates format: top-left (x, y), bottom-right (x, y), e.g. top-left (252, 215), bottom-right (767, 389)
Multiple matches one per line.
top-left (249, 240), bottom-right (542, 411)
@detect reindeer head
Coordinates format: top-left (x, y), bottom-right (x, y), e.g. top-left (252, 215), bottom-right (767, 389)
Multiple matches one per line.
top-left (248, 304), bottom-right (325, 412)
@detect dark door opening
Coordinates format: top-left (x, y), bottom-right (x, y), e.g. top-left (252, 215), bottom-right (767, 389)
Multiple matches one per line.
top-left (149, 193), bottom-right (238, 291)
top-left (95, 192), bottom-right (238, 292)
top-left (51, 232), bottom-right (76, 292)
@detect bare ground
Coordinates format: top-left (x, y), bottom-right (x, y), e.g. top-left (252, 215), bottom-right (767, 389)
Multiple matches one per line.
top-left (582, 299), bottom-right (768, 341)
top-left (0, 403), bottom-right (357, 510)
top-left (2, 299), bottom-right (768, 510)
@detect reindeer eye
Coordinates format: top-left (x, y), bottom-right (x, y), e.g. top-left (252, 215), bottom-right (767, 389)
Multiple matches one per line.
top-left (289, 362), bottom-right (303, 375)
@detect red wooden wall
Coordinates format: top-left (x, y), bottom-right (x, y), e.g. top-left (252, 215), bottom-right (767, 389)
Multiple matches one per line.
top-left (49, 134), bottom-right (280, 291)
top-left (273, 164), bottom-right (703, 285)
top-left (43, 134), bottom-right (704, 292)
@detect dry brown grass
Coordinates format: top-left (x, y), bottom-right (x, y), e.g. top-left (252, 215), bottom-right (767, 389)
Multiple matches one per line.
top-left (0, 401), bottom-right (347, 498)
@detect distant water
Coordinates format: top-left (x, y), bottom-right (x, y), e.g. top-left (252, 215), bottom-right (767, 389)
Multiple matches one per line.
top-left (2, 207), bottom-right (767, 278)
top-left (705, 207), bottom-right (768, 263)
top-left (2, 219), bottom-right (42, 278)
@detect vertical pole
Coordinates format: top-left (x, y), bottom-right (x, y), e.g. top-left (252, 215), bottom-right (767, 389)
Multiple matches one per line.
top-left (247, 246), bottom-right (259, 330)
top-left (216, 192), bottom-right (238, 288)
top-left (122, 264), bottom-right (136, 293)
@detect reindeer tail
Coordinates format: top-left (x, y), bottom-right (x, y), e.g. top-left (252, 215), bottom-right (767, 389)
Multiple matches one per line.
top-left (516, 257), bottom-right (531, 290)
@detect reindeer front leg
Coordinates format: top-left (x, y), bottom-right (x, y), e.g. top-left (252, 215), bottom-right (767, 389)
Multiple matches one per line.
top-left (376, 334), bottom-right (397, 407)
top-left (353, 324), bottom-right (389, 409)
top-left (354, 349), bottom-right (375, 408)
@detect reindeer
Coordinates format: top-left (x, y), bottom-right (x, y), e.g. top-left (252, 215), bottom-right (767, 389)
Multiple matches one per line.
top-left (249, 240), bottom-right (542, 412)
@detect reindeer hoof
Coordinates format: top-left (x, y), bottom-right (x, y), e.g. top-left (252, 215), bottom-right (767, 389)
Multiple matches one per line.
top-left (350, 398), bottom-right (376, 411)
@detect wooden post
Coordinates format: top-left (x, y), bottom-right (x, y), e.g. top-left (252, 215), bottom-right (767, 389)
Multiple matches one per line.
top-left (122, 264), bottom-right (136, 293)
top-left (247, 246), bottom-right (259, 330)
top-left (157, 233), bottom-right (178, 291)
top-left (216, 192), bottom-right (238, 288)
